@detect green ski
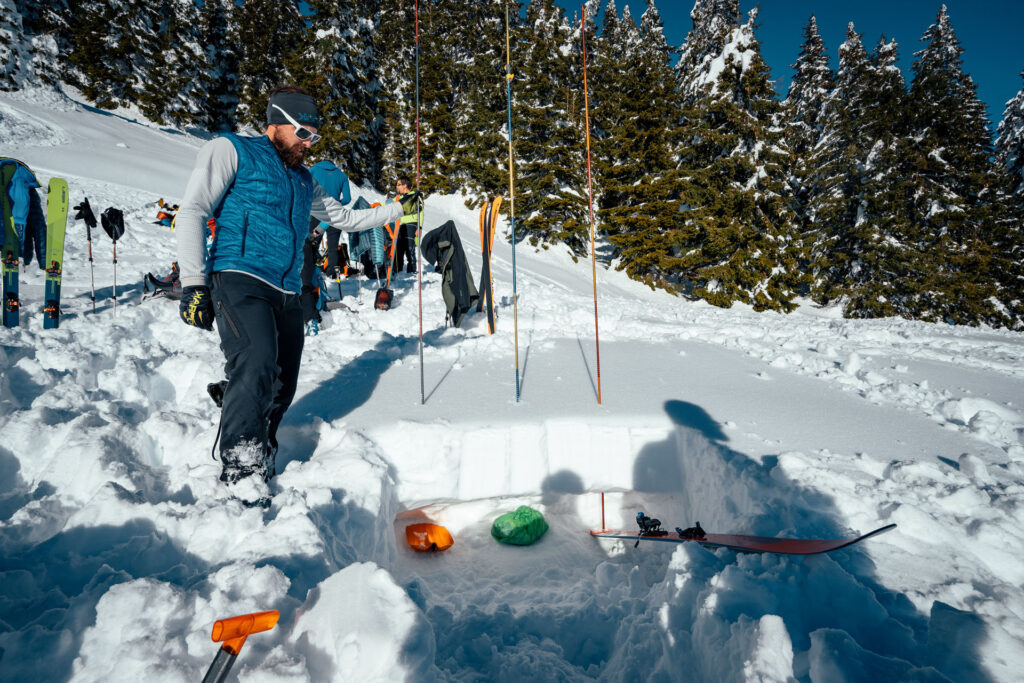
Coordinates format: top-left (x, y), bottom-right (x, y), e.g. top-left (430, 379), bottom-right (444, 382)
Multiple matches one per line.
top-left (44, 178), bottom-right (69, 328)
top-left (1, 162), bottom-right (20, 328)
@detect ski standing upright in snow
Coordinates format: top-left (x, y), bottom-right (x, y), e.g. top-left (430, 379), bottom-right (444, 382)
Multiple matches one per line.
top-left (478, 196), bottom-right (502, 334)
top-left (43, 178), bottom-right (69, 328)
top-left (1, 163), bottom-right (20, 327)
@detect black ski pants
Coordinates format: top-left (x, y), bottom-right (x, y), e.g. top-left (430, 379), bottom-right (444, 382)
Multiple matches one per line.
top-left (395, 222), bottom-right (417, 272)
top-left (210, 272), bottom-right (304, 465)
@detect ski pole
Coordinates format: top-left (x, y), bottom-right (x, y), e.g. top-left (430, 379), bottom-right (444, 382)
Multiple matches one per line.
top-left (581, 4), bottom-right (602, 405)
top-left (505, 1), bottom-right (521, 403)
top-left (416, 0), bottom-right (425, 405)
top-left (73, 199), bottom-right (98, 312)
top-left (100, 207), bottom-right (125, 316)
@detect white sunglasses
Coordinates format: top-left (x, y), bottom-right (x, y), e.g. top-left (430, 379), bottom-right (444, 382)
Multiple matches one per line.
top-left (271, 104), bottom-right (322, 145)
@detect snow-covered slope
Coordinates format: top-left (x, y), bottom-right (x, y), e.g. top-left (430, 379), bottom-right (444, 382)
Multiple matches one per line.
top-left (1, 87), bottom-right (1023, 682)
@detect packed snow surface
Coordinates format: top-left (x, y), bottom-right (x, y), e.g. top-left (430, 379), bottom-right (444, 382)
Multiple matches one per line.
top-left (2, 87), bottom-right (1023, 682)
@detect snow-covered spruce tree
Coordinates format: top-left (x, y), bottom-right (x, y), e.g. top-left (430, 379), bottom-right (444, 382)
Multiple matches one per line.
top-left (599, 0), bottom-right (689, 283)
top-left (403, 0), bottom-right (484, 194)
top-left (377, 0), bottom-right (478, 194)
top-left (781, 14), bottom-right (833, 277)
top-left (782, 15), bottom-right (833, 159)
top-left (456, 0), bottom-right (518, 203)
top-left (836, 36), bottom-right (922, 319)
top-left (510, 0), bottom-right (590, 253)
top-left (674, 3), bottom-right (800, 311)
top-left (905, 5), bottom-right (1012, 327)
top-left (996, 70), bottom-right (1024, 196)
top-left (804, 23), bottom-right (872, 306)
top-left (231, 0), bottom-right (303, 130)
top-left (193, 0), bottom-right (239, 133)
top-left (993, 70), bottom-right (1024, 320)
top-left (374, 0), bottom-right (417, 191)
top-left (62, 0), bottom-right (138, 108)
top-left (289, 0), bottom-right (381, 187)
top-left (135, 0), bottom-right (205, 127)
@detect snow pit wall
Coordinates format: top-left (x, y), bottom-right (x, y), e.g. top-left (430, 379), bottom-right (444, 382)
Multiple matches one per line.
top-left (367, 414), bottom-right (791, 536)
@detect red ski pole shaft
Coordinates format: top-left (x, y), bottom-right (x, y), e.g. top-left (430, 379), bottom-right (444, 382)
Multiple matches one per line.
top-left (416, 0), bottom-right (425, 405)
top-left (581, 6), bottom-right (602, 405)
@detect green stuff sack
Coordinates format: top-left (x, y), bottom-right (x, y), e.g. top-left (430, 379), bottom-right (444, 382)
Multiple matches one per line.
top-left (491, 506), bottom-right (549, 545)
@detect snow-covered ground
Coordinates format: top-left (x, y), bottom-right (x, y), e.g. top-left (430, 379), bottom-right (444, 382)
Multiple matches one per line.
top-left (2, 87), bottom-right (1023, 682)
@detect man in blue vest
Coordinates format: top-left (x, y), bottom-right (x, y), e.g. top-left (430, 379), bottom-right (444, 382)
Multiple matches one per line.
top-left (175, 84), bottom-right (402, 503)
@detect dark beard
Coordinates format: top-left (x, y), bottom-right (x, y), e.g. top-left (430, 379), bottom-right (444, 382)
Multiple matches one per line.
top-left (270, 129), bottom-right (307, 168)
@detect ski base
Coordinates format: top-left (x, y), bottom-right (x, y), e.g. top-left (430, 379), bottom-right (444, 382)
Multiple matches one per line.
top-left (478, 196), bottom-right (501, 333)
top-left (590, 523), bottom-right (896, 555)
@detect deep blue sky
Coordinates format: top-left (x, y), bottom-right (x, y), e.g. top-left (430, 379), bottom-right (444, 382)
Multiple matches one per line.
top-left (551, 0), bottom-right (1024, 128)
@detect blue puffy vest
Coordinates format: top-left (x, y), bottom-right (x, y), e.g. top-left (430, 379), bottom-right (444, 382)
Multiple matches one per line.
top-left (208, 134), bottom-right (314, 292)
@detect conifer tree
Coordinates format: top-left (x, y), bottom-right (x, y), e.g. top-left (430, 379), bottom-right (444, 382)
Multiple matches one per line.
top-left (511, 0), bottom-right (590, 252)
top-left (905, 5), bottom-right (1011, 326)
top-left (673, 3), bottom-right (799, 310)
top-left (194, 0), bottom-right (239, 133)
top-left (836, 36), bottom-right (919, 318)
top-left (782, 15), bottom-right (833, 272)
top-left (62, 0), bottom-right (134, 108)
top-left (135, 0), bottom-right (204, 127)
top-left (411, 0), bottom-right (501, 195)
top-left (783, 16), bottom-right (833, 158)
top-left (996, 70), bottom-right (1024, 196)
top-left (454, 0), bottom-right (514, 203)
top-left (599, 1), bottom-right (688, 280)
top-left (375, 0), bottom-right (417, 190)
top-left (993, 70), bottom-right (1024, 321)
top-left (231, 0), bottom-right (303, 129)
top-left (805, 23), bottom-right (871, 304)
top-left (291, 0), bottom-right (380, 186)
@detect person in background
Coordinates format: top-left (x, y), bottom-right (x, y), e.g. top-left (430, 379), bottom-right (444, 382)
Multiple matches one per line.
top-left (308, 159), bottom-right (351, 277)
top-left (391, 175), bottom-right (421, 274)
top-left (174, 84), bottom-right (402, 503)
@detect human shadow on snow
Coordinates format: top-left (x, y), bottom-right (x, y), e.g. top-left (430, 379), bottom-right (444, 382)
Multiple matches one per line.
top-left (623, 399), bottom-right (990, 682)
top-left (281, 330), bottom-right (459, 471)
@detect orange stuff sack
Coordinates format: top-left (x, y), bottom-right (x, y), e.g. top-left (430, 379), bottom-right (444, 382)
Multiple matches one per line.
top-left (405, 523), bottom-right (454, 552)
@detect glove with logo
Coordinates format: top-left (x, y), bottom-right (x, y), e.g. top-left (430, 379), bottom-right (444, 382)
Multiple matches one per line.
top-left (179, 286), bottom-right (215, 331)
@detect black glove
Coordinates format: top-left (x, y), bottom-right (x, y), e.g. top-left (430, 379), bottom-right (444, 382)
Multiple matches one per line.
top-left (101, 207), bottom-right (125, 241)
top-left (400, 191), bottom-right (422, 217)
top-left (74, 198), bottom-right (97, 229)
top-left (179, 286), bottom-right (215, 330)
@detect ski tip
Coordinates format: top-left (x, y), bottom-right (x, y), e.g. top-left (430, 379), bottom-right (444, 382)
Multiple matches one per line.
top-left (863, 523), bottom-right (897, 538)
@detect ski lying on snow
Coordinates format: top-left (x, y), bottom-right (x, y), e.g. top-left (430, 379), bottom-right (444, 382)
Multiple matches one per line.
top-left (590, 523), bottom-right (896, 555)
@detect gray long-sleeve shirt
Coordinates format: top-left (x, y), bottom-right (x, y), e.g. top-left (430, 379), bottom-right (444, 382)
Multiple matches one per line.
top-left (175, 136), bottom-right (402, 291)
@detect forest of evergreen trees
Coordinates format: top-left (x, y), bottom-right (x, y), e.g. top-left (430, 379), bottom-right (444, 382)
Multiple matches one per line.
top-left (2, 0), bottom-right (1023, 328)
